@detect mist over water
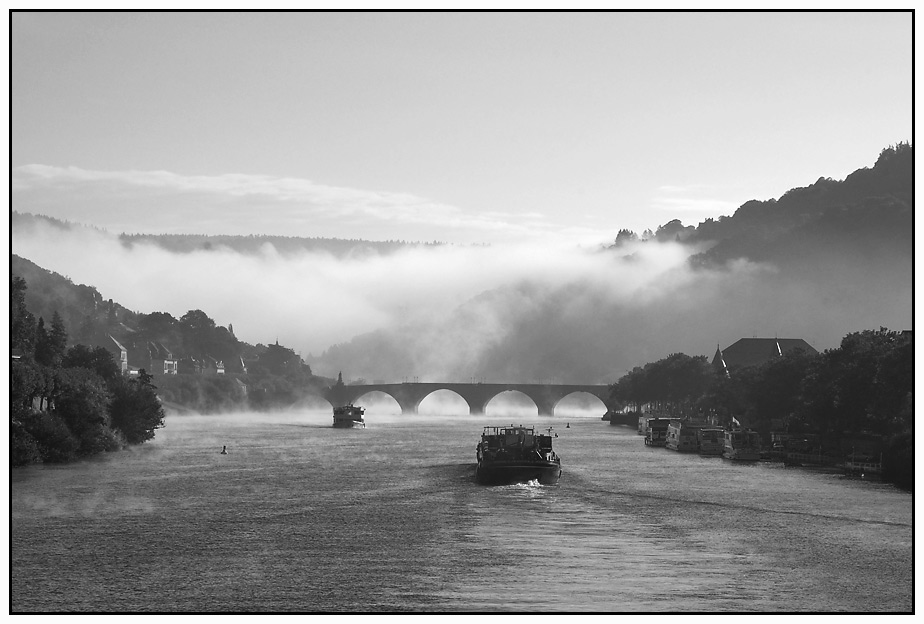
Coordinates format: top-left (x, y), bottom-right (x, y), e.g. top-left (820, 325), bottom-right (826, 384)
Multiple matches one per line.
top-left (11, 219), bottom-right (911, 384)
top-left (11, 411), bottom-right (912, 612)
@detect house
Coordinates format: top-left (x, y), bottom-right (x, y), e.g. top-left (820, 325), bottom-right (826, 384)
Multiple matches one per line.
top-left (713, 338), bottom-right (817, 377)
top-left (202, 356), bottom-right (225, 375)
top-left (149, 342), bottom-right (178, 376)
top-left (103, 334), bottom-right (129, 374)
top-left (234, 378), bottom-right (248, 397)
top-left (178, 356), bottom-right (203, 375)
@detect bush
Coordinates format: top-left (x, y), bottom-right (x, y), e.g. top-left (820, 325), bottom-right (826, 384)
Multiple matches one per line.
top-left (75, 422), bottom-right (125, 456)
top-left (882, 430), bottom-right (913, 491)
top-left (109, 373), bottom-right (165, 444)
top-left (10, 419), bottom-right (41, 466)
top-left (24, 412), bottom-right (80, 463)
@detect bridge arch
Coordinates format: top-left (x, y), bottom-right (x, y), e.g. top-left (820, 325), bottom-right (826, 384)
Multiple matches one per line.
top-left (343, 390), bottom-right (403, 414)
top-left (482, 389), bottom-right (540, 417)
top-left (551, 391), bottom-right (609, 416)
top-left (323, 382), bottom-right (616, 417)
top-left (417, 389), bottom-right (470, 416)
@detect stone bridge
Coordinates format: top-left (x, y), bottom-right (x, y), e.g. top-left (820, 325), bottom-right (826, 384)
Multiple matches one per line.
top-left (322, 382), bottom-right (615, 417)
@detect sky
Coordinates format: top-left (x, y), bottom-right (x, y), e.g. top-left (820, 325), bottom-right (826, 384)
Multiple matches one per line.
top-left (8, 11), bottom-right (915, 384)
top-left (11, 11), bottom-right (912, 245)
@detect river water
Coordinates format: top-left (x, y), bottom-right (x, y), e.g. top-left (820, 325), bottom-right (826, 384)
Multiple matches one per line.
top-left (10, 409), bottom-right (913, 612)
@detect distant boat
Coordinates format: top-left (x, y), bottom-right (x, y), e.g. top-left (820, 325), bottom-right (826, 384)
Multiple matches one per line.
top-left (333, 404), bottom-right (365, 429)
top-left (475, 425), bottom-right (561, 485)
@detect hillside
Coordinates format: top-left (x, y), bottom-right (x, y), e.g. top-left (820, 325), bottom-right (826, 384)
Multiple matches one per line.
top-left (11, 254), bottom-right (133, 347)
top-left (685, 142), bottom-right (912, 269)
top-left (11, 254), bottom-right (333, 385)
top-left (314, 144), bottom-right (912, 382)
top-left (12, 143), bottom-right (913, 385)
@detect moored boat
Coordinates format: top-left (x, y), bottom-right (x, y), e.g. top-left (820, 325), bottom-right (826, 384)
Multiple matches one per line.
top-left (723, 428), bottom-right (761, 461)
top-left (639, 415), bottom-right (670, 437)
top-left (665, 420), bottom-right (703, 452)
top-left (475, 425), bottom-right (561, 485)
top-left (644, 418), bottom-right (670, 446)
top-left (333, 404), bottom-right (365, 428)
top-left (844, 453), bottom-right (882, 477)
top-left (697, 427), bottom-right (725, 455)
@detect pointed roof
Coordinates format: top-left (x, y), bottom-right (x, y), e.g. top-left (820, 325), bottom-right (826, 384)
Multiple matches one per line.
top-left (713, 338), bottom-right (816, 371)
top-left (713, 344), bottom-right (730, 378)
top-left (108, 334), bottom-right (128, 352)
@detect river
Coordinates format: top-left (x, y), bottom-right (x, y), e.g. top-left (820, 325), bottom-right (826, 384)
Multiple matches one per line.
top-left (10, 409), bottom-right (913, 612)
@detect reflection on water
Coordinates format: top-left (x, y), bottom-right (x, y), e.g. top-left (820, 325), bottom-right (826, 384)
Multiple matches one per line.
top-left (11, 410), bottom-right (913, 612)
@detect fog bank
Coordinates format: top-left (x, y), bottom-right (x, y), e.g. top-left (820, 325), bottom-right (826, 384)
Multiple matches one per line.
top-left (12, 221), bottom-right (911, 385)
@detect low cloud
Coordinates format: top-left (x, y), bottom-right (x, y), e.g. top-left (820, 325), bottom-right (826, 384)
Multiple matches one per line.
top-left (13, 211), bottom-right (908, 387)
top-left (650, 183), bottom-right (741, 220)
top-left (12, 164), bottom-right (604, 244)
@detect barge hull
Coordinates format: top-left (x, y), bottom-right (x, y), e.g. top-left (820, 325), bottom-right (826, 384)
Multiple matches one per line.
top-left (475, 461), bottom-right (561, 485)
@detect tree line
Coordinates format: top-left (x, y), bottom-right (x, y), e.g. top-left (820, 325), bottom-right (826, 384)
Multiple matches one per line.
top-left (11, 276), bottom-right (166, 466)
top-left (609, 329), bottom-right (913, 489)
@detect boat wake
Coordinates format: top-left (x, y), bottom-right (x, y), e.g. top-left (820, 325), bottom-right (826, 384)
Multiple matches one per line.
top-left (506, 479), bottom-right (542, 489)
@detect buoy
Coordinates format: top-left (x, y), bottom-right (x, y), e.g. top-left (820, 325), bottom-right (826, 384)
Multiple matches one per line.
top-left (220, 445), bottom-right (228, 455)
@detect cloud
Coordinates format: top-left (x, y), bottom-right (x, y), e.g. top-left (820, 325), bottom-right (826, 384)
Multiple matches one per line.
top-left (649, 183), bottom-right (741, 219)
top-left (13, 211), bottom-right (908, 389)
top-left (12, 164), bottom-right (604, 244)
top-left (12, 217), bottom-right (720, 375)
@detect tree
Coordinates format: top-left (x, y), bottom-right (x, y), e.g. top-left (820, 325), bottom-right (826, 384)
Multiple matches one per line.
top-left (47, 311), bottom-right (69, 366)
top-left (75, 314), bottom-right (100, 345)
top-left (612, 229), bottom-right (638, 247)
top-left (804, 329), bottom-right (913, 437)
top-left (254, 341), bottom-right (301, 376)
top-left (655, 219), bottom-right (694, 243)
top-left (11, 276), bottom-right (36, 354)
top-left (35, 312), bottom-right (68, 367)
top-left (10, 413), bottom-right (41, 466)
top-left (138, 311), bottom-right (178, 337)
top-left (10, 359), bottom-right (45, 410)
top-left (62, 344), bottom-right (121, 381)
top-left (50, 367), bottom-right (118, 456)
top-left (106, 299), bottom-right (117, 326)
top-left (109, 369), bottom-right (165, 445)
top-left (23, 412), bottom-right (80, 463)
top-left (180, 309), bottom-right (216, 333)
top-left (34, 317), bottom-right (50, 365)
top-left (744, 349), bottom-right (816, 435)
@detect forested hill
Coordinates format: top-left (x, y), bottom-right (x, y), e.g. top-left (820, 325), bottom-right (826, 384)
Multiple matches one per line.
top-left (15, 143), bottom-right (911, 266)
top-left (611, 142), bottom-right (912, 270)
top-left (11, 254), bottom-right (135, 347)
top-left (11, 211), bottom-right (443, 258)
top-left (11, 254), bottom-right (332, 389)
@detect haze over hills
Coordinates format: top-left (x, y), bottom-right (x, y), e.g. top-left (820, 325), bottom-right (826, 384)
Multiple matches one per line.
top-left (11, 144), bottom-right (912, 385)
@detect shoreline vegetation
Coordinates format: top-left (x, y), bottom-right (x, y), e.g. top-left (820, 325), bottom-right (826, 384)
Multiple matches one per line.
top-left (605, 330), bottom-right (912, 491)
top-left (11, 275), bottom-right (332, 467)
